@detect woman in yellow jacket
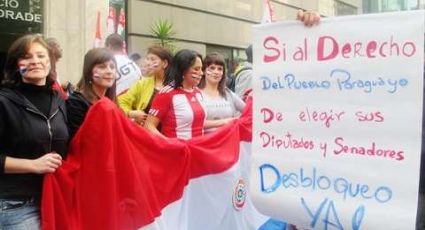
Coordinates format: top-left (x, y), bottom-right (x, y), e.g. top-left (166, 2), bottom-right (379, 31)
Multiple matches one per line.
top-left (118, 46), bottom-right (172, 125)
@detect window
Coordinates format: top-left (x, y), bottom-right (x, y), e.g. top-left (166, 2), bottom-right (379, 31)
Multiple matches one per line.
top-left (363, 0), bottom-right (420, 13)
top-left (335, 1), bottom-right (358, 16)
top-left (381, 0), bottom-right (407, 11)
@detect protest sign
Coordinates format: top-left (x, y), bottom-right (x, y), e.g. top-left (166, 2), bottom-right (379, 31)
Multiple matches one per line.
top-left (251, 10), bottom-right (425, 230)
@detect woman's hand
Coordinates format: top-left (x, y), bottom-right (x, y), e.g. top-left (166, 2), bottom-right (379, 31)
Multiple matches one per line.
top-left (144, 115), bottom-right (168, 139)
top-left (220, 117), bottom-right (236, 126)
top-left (204, 117), bottom-right (237, 129)
top-left (4, 152), bottom-right (63, 174)
top-left (32, 152), bottom-right (63, 174)
top-left (296, 10), bottom-right (321, 27)
top-left (129, 110), bottom-right (148, 126)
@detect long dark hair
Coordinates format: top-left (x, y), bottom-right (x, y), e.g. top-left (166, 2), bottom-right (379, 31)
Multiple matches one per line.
top-left (76, 48), bottom-right (116, 102)
top-left (199, 52), bottom-right (227, 98)
top-left (2, 34), bottom-right (54, 88)
top-left (164, 49), bottom-right (202, 89)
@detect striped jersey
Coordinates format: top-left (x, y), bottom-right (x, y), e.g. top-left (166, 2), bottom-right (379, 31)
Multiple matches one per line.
top-left (149, 86), bottom-right (206, 140)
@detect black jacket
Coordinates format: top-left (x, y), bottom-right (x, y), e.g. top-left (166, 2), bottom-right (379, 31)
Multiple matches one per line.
top-left (0, 87), bottom-right (69, 198)
top-left (66, 91), bottom-right (92, 139)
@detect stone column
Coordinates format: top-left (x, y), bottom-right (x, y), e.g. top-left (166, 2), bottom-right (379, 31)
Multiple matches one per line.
top-left (44, 0), bottom-right (108, 84)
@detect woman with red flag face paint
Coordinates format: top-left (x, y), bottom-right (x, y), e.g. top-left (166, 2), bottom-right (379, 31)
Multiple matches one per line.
top-left (144, 49), bottom-right (205, 140)
top-left (66, 48), bottom-right (117, 139)
top-left (199, 52), bottom-right (245, 134)
top-left (144, 49), bottom-right (233, 140)
top-left (118, 46), bottom-right (172, 126)
top-left (0, 34), bottom-right (69, 230)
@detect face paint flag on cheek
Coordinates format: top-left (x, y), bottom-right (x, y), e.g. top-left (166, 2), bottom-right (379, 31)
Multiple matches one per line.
top-left (18, 65), bottom-right (28, 76)
top-left (93, 71), bottom-right (117, 81)
top-left (93, 74), bottom-right (102, 80)
top-left (191, 74), bottom-right (202, 80)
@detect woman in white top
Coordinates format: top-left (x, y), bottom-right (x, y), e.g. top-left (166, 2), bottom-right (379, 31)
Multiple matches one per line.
top-left (199, 52), bottom-right (245, 134)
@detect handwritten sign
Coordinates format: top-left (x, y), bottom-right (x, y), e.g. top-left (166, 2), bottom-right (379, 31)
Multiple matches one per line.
top-left (251, 11), bottom-right (424, 230)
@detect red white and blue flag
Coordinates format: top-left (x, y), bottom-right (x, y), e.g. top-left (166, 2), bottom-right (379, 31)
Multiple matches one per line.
top-left (41, 98), bottom-right (286, 230)
top-left (93, 11), bottom-right (103, 48)
top-left (261, 0), bottom-right (275, 24)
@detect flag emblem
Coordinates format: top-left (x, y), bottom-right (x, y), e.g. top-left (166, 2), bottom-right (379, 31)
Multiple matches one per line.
top-left (232, 178), bottom-right (247, 211)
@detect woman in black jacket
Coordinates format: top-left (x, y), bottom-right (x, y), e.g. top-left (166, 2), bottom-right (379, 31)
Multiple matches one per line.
top-left (0, 34), bottom-right (69, 229)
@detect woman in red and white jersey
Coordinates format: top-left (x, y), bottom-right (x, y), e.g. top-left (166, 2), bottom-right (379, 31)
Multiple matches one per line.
top-left (145, 49), bottom-right (232, 140)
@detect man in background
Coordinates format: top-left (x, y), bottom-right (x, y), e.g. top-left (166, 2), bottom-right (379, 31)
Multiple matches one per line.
top-left (234, 45), bottom-right (253, 99)
top-left (105, 33), bottom-right (141, 95)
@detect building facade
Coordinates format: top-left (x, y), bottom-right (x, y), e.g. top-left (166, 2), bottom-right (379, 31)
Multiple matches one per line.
top-left (127, 0), bottom-right (363, 63)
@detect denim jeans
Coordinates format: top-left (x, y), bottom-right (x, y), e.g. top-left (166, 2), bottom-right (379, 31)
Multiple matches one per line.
top-left (0, 198), bottom-right (40, 230)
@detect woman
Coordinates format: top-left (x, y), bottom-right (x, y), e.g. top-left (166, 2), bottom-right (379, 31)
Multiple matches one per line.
top-left (0, 34), bottom-right (69, 229)
top-left (199, 52), bottom-right (245, 134)
top-left (144, 49), bottom-right (232, 140)
top-left (118, 46), bottom-right (172, 125)
top-left (67, 48), bottom-right (117, 138)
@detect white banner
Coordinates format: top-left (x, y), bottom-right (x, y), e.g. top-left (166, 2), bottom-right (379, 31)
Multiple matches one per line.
top-left (251, 11), bottom-right (425, 230)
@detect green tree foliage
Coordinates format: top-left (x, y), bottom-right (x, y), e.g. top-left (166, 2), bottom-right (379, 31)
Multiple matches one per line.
top-left (150, 19), bottom-right (177, 52)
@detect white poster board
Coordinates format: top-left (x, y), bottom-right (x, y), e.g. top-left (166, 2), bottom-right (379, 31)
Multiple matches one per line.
top-left (251, 11), bottom-right (424, 230)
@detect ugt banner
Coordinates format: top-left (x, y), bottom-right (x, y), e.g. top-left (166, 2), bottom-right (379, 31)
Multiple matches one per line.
top-left (251, 10), bottom-right (424, 230)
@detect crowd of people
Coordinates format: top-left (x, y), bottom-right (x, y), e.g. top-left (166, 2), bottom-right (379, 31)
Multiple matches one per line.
top-left (0, 10), bottom-right (423, 230)
top-left (0, 32), bottom-right (252, 229)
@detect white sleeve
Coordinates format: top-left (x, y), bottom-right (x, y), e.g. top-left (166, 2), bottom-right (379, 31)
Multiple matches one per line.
top-left (234, 69), bottom-right (253, 98)
top-left (229, 91), bottom-right (246, 113)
